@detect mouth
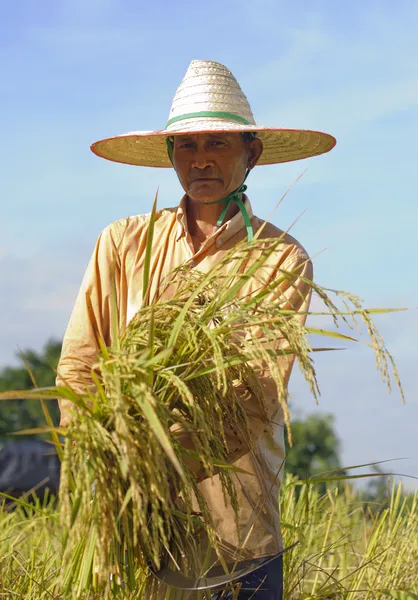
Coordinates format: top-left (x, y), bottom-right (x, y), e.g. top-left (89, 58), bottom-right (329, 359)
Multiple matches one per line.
top-left (189, 177), bottom-right (220, 184)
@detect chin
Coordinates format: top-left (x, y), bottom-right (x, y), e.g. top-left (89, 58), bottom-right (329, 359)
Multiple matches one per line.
top-left (187, 190), bottom-right (227, 204)
top-left (188, 195), bottom-right (224, 204)
top-left (187, 182), bottom-right (227, 204)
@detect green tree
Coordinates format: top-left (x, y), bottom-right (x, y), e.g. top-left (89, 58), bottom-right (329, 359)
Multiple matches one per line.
top-left (0, 339), bottom-right (62, 439)
top-left (285, 413), bottom-right (344, 491)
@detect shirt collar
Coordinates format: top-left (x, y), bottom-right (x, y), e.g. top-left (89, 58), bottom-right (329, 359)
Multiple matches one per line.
top-left (175, 194), bottom-right (254, 245)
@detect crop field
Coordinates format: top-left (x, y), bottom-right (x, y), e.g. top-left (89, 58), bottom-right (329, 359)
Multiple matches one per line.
top-left (1, 477), bottom-right (417, 599)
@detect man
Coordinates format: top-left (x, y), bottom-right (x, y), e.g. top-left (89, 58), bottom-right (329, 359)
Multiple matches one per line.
top-left (57, 60), bottom-right (335, 598)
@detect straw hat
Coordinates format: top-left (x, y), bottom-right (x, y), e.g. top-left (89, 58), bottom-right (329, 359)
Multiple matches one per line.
top-left (91, 59), bottom-right (336, 167)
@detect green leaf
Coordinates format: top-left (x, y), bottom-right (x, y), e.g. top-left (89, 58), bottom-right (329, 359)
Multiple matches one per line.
top-left (40, 397), bottom-right (64, 462)
top-left (316, 457), bottom-right (409, 476)
top-left (142, 189), bottom-right (158, 306)
top-left (207, 236), bottom-right (284, 310)
top-left (70, 492), bottom-right (83, 527)
top-left (109, 260), bottom-right (120, 353)
top-left (117, 487), bottom-right (133, 521)
top-left (12, 426), bottom-right (66, 436)
top-left (98, 336), bottom-right (111, 360)
top-left (183, 450), bottom-right (255, 475)
top-left (290, 472), bottom-right (418, 485)
top-left (364, 308), bottom-right (408, 314)
top-left (0, 491), bottom-right (59, 521)
top-left (167, 275), bottom-right (214, 350)
top-left (305, 327), bottom-right (359, 342)
top-left (135, 384), bottom-right (186, 482)
top-left (279, 521), bottom-right (299, 532)
top-left (0, 389), bottom-right (57, 400)
top-left (381, 591), bottom-right (418, 600)
top-left (79, 524), bottom-right (97, 591)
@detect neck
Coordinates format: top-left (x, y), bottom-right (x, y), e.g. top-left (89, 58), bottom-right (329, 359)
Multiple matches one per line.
top-left (186, 195), bottom-right (240, 244)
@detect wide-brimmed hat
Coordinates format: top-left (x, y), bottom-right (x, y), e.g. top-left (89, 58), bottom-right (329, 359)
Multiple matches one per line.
top-left (91, 59), bottom-right (336, 168)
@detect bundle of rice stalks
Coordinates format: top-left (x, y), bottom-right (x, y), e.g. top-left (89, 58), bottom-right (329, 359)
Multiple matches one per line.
top-left (0, 202), bottom-right (404, 598)
top-left (57, 240), bottom-right (312, 594)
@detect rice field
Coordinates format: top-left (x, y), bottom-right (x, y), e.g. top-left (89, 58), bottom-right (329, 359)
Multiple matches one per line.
top-left (0, 477), bottom-right (417, 599)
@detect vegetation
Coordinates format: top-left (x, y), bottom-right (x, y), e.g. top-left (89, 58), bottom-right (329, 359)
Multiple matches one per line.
top-left (0, 478), bottom-right (416, 598)
top-left (285, 414), bottom-right (346, 494)
top-left (0, 339), bottom-right (61, 438)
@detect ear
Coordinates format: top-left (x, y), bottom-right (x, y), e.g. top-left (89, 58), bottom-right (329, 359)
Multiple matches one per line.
top-left (166, 137), bottom-right (174, 164)
top-left (247, 137), bottom-right (263, 169)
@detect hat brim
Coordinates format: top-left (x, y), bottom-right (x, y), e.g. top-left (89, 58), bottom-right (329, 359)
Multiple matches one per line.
top-left (90, 122), bottom-right (336, 168)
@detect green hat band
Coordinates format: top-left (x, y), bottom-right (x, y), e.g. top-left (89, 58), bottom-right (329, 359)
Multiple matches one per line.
top-left (166, 111), bottom-right (251, 128)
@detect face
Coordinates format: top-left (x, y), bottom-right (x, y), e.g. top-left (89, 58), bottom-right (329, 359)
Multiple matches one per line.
top-left (171, 132), bottom-right (263, 203)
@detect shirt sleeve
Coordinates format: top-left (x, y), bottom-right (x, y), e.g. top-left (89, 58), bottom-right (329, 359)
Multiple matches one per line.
top-left (56, 224), bottom-right (122, 427)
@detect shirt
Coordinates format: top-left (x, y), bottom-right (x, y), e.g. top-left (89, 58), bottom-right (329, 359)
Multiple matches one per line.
top-left (56, 195), bottom-right (313, 561)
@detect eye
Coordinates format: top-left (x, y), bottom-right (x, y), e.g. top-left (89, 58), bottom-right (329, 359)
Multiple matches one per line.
top-left (208, 140), bottom-right (226, 148)
top-left (175, 139), bottom-right (195, 150)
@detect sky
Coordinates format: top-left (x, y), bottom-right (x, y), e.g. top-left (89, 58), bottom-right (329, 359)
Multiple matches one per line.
top-left (1, 0), bottom-right (417, 489)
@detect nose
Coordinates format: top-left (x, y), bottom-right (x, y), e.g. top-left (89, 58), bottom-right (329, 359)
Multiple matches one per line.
top-left (191, 143), bottom-right (214, 169)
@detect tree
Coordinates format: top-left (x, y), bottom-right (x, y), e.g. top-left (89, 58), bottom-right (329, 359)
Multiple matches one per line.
top-left (285, 413), bottom-right (344, 491)
top-left (0, 339), bottom-right (62, 439)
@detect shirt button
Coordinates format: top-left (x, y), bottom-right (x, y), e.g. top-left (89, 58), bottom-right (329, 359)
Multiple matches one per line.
top-left (216, 238), bottom-right (223, 247)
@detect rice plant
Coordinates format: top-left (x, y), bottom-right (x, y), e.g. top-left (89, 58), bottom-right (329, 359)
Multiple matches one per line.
top-left (0, 478), bottom-right (416, 599)
top-left (0, 199), bottom-right (408, 598)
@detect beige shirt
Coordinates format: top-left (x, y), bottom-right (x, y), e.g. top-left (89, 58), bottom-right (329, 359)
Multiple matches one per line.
top-left (57, 196), bottom-right (313, 560)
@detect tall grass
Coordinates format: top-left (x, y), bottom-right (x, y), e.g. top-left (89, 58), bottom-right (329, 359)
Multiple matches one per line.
top-left (281, 478), bottom-right (418, 599)
top-left (0, 478), bottom-right (416, 598)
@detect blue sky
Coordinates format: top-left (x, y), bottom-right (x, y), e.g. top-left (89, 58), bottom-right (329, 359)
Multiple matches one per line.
top-left (1, 0), bottom-right (417, 488)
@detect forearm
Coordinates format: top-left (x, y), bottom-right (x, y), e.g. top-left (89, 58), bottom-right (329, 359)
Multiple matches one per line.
top-left (56, 354), bottom-right (98, 427)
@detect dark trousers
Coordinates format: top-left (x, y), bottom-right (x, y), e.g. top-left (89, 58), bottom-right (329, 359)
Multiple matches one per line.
top-left (211, 555), bottom-right (283, 599)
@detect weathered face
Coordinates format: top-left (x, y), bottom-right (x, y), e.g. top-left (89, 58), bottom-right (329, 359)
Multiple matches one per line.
top-left (172, 132), bottom-right (263, 203)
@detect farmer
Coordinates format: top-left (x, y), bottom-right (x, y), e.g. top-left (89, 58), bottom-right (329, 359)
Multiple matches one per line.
top-left (57, 60), bottom-right (335, 599)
